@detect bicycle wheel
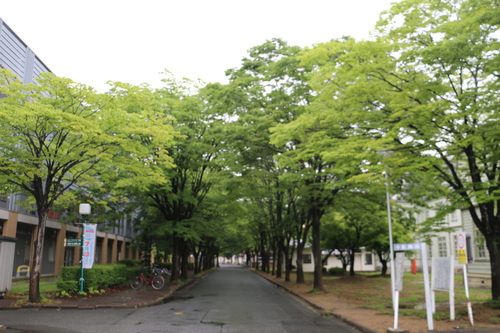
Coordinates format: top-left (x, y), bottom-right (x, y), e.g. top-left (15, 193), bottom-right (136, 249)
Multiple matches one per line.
top-left (151, 275), bottom-right (165, 290)
top-left (130, 275), bottom-right (144, 290)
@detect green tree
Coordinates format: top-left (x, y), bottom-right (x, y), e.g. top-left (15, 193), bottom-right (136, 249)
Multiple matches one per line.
top-left (0, 71), bottom-right (175, 302)
top-left (303, 0), bottom-right (500, 299)
top-left (145, 72), bottom-right (225, 281)
top-left (204, 39), bottom-right (312, 280)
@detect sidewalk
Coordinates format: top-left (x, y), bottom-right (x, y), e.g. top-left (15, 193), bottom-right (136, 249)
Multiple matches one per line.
top-left (0, 273), bottom-right (202, 311)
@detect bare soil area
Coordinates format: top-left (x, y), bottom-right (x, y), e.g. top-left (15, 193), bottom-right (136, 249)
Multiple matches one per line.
top-left (256, 271), bottom-right (500, 333)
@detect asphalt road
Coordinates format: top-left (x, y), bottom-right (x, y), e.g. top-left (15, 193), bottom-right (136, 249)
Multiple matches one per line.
top-left (0, 264), bottom-right (362, 333)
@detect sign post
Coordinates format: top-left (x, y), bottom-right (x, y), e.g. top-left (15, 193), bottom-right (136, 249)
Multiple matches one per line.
top-left (393, 243), bottom-right (433, 331)
top-left (78, 203), bottom-right (92, 292)
top-left (457, 232), bottom-right (474, 325)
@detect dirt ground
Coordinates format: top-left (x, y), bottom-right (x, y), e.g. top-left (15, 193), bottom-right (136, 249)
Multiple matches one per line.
top-left (255, 271), bottom-right (500, 333)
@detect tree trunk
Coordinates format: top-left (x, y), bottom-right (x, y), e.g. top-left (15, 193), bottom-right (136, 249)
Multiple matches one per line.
top-left (245, 249), bottom-right (251, 266)
top-left (271, 246), bottom-right (276, 276)
top-left (311, 212), bottom-right (324, 291)
top-left (29, 212), bottom-right (47, 303)
top-left (349, 249), bottom-right (356, 277)
top-left (276, 244), bottom-right (283, 279)
top-left (180, 242), bottom-right (189, 279)
top-left (171, 233), bottom-right (181, 282)
top-left (486, 237), bottom-right (500, 300)
top-left (296, 244), bottom-right (305, 284)
top-left (377, 251), bottom-right (388, 275)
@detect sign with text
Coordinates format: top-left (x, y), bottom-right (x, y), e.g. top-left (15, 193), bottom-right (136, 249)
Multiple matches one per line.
top-left (393, 243), bottom-right (421, 251)
top-left (65, 238), bottom-right (82, 247)
top-left (456, 232), bottom-right (467, 264)
top-left (82, 224), bottom-right (97, 269)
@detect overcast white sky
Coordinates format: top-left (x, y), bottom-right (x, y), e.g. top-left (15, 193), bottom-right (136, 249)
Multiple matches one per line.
top-left (2, 0), bottom-right (397, 92)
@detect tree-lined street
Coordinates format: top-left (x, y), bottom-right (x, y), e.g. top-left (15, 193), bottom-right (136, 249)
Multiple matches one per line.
top-left (0, 265), bottom-right (361, 333)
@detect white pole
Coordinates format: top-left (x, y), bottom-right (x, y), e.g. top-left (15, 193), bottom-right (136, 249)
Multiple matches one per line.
top-left (385, 172), bottom-right (396, 313)
top-left (450, 255), bottom-right (455, 321)
top-left (421, 243), bottom-right (434, 331)
top-left (463, 264), bottom-right (474, 325)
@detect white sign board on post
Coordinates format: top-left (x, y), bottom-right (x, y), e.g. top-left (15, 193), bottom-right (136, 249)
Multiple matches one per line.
top-left (457, 232), bottom-right (467, 264)
top-left (431, 256), bottom-right (455, 320)
top-left (457, 232), bottom-right (474, 325)
top-left (82, 224), bottom-right (97, 269)
top-left (393, 243), bottom-right (433, 331)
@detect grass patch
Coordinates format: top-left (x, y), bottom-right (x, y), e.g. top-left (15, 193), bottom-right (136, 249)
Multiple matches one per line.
top-left (10, 280), bottom-right (60, 295)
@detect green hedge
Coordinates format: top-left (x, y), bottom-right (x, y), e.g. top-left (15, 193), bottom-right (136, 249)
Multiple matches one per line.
top-left (57, 264), bottom-right (138, 292)
top-left (117, 259), bottom-right (141, 267)
top-left (328, 267), bottom-right (346, 274)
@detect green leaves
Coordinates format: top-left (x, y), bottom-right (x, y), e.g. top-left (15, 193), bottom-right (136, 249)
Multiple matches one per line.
top-left (0, 69), bottom-right (176, 210)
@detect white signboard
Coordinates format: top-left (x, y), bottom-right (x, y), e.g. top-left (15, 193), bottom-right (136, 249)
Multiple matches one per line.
top-left (394, 243), bottom-right (421, 251)
top-left (395, 252), bottom-right (405, 291)
top-left (82, 224), bottom-right (97, 269)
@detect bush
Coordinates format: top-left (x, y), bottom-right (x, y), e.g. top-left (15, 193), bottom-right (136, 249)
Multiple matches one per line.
top-left (117, 259), bottom-right (141, 267)
top-left (56, 280), bottom-right (78, 293)
top-left (328, 267), bottom-right (346, 275)
top-left (58, 263), bottom-right (138, 293)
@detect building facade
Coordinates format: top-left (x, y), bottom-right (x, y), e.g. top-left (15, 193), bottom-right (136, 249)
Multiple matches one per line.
top-left (399, 198), bottom-right (491, 288)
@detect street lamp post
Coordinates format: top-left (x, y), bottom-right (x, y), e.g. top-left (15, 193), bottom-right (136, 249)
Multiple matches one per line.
top-left (376, 151), bottom-right (396, 311)
top-left (79, 203), bottom-right (91, 292)
top-left (384, 171), bottom-right (396, 311)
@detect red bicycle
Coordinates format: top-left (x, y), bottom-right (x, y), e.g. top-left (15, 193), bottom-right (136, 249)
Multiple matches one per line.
top-left (130, 271), bottom-right (165, 290)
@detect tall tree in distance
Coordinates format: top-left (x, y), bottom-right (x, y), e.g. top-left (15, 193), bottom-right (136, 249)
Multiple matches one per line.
top-left (146, 72), bottom-right (224, 281)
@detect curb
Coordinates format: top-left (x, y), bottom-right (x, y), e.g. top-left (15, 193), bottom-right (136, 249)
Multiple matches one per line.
top-left (251, 269), bottom-right (377, 333)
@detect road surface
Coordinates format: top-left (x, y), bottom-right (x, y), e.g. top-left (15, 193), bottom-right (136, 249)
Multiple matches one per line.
top-left (0, 264), bottom-right (362, 333)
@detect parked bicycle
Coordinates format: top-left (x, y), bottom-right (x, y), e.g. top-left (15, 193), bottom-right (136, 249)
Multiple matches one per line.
top-left (130, 271), bottom-right (165, 290)
top-left (152, 266), bottom-right (172, 276)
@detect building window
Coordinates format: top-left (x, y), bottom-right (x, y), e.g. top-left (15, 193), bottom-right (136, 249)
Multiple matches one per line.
top-left (476, 231), bottom-right (486, 259)
top-left (427, 241), bottom-right (433, 259)
top-left (438, 237), bottom-right (447, 257)
top-left (365, 253), bottom-right (373, 265)
top-left (303, 254), bottom-right (312, 264)
top-left (47, 239), bottom-right (56, 263)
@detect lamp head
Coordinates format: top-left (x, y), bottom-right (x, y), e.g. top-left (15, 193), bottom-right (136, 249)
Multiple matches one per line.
top-left (79, 203), bottom-right (91, 215)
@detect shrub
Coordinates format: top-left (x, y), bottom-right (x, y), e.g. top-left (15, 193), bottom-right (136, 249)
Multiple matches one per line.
top-left (328, 267), bottom-right (346, 275)
top-left (56, 280), bottom-right (78, 293)
top-left (117, 259), bottom-right (141, 267)
top-left (58, 263), bottom-right (137, 293)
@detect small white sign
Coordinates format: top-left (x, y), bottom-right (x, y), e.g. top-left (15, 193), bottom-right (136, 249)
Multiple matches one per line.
top-left (394, 243), bottom-right (421, 251)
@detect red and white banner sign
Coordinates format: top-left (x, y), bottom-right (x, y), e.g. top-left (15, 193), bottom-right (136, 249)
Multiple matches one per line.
top-left (82, 224), bottom-right (97, 269)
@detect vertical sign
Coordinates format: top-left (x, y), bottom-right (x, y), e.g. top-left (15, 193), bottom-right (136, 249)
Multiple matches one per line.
top-left (395, 252), bottom-right (405, 291)
top-left (457, 232), bottom-right (467, 264)
top-left (82, 224), bottom-right (97, 269)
